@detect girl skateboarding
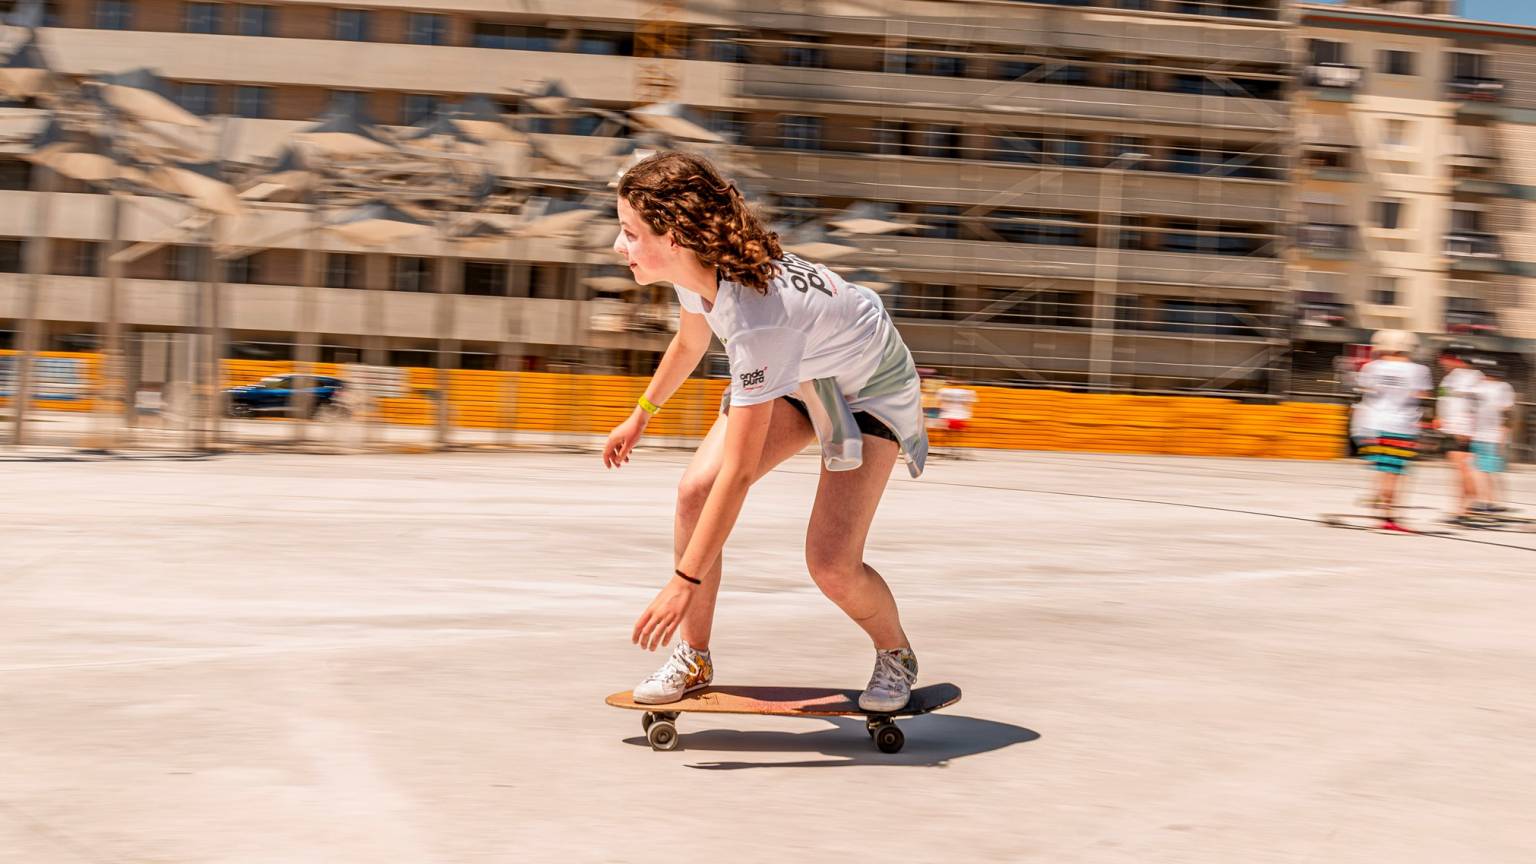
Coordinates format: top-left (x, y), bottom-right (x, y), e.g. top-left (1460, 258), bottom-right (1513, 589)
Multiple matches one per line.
top-left (602, 151), bottom-right (928, 712)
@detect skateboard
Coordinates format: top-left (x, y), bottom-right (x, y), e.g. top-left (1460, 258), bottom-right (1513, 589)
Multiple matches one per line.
top-left (1451, 511), bottom-right (1536, 533)
top-left (606, 683), bottom-right (962, 754)
top-left (1319, 513), bottom-right (1450, 535)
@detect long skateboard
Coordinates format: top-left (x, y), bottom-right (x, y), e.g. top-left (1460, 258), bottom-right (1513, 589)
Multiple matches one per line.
top-left (606, 683), bottom-right (962, 753)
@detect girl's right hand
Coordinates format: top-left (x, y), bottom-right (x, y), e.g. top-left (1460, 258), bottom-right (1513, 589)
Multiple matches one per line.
top-left (603, 409), bottom-right (648, 469)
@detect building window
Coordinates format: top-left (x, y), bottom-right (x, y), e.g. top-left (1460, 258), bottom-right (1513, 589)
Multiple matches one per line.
top-left (917, 124), bottom-right (963, 159)
top-left (225, 253), bottom-right (258, 284)
top-left (577, 30), bottom-right (633, 55)
top-left (1379, 50), bottom-right (1415, 76)
top-left (708, 110), bottom-right (748, 144)
top-left (471, 23), bottom-right (559, 51)
top-left (996, 130), bottom-right (1038, 163)
top-left (780, 115), bottom-right (822, 151)
top-left (775, 195), bottom-right (820, 226)
top-left (1449, 51), bottom-right (1489, 80)
top-left (874, 120), bottom-right (906, 155)
top-left (1110, 135), bottom-right (1150, 166)
top-left (1382, 118), bottom-right (1410, 147)
top-left (709, 31), bottom-right (747, 63)
top-left (1370, 277), bottom-right (1400, 306)
top-left (71, 241), bottom-right (100, 277)
top-left (1374, 199), bottom-right (1404, 230)
top-left (333, 8), bottom-right (370, 42)
top-left (178, 83), bottom-right (219, 116)
top-left (1169, 147), bottom-right (1207, 174)
top-left (392, 256), bottom-right (433, 292)
top-left (0, 159), bottom-right (32, 190)
top-left (402, 94), bottom-right (438, 125)
top-left (919, 205), bottom-right (962, 240)
top-left (236, 4), bottom-right (275, 36)
top-left (463, 260), bottom-right (509, 296)
top-left (231, 85), bottom-right (271, 119)
top-left (184, 1), bottom-right (221, 33)
top-left (1110, 62), bottom-right (1151, 90)
top-left (0, 238), bottom-right (24, 272)
top-left (784, 37), bottom-right (825, 68)
top-left (901, 45), bottom-right (965, 78)
top-left (1173, 74), bottom-right (1218, 96)
top-left (998, 59), bottom-right (1039, 81)
top-left (93, 0), bottom-right (133, 30)
top-left (566, 114), bottom-right (602, 136)
top-left (1451, 207), bottom-right (1484, 233)
top-left (168, 245), bottom-right (205, 281)
top-left (406, 12), bottom-right (448, 46)
top-left (325, 253), bottom-right (363, 289)
top-left (330, 90), bottom-right (370, 118)
top-left (890, 283), bottom-right (954, 321)
top-left (1115, 216), bottom-right (1149, 250)
top-left (1160, 300), bottom-right (1260, 337)
top-left (1308, 39), bottom-right (1346, 67)
top-left (992, 210), bottom-right (1088, 247)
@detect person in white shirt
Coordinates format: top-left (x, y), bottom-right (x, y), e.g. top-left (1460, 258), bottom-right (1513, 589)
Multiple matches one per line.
top-left (1469, 361), bottom-right (1517, 513)
top-left (603, 151), bottom-right (928, 712)
top-left (1355, 331), bottom-right (1432, 532)
top-left (1434, 348), bottom-right (1484, 519)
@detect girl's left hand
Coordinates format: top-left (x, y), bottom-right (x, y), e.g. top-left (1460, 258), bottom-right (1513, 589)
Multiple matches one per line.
top-left (632, 577), bottom-right (696, 651)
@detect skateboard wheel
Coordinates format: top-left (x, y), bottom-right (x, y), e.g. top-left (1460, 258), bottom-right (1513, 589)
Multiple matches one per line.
top-left (641, 712), bottom-right (657, 733)
top-left (647, 720), bottom-right (679, 752)
top-left (874, 724), bottom-right (904, 754)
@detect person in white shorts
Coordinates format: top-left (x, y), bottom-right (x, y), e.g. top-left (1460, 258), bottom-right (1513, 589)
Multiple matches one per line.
top-left (602, 151), bottom-right (929, 712)
top-left (1470, 361), bottom-right (1516, 513)
top-left (1355, 331), bottom-right (1432, 532)
top-left (1434, 347), bottom-right (1484, 521)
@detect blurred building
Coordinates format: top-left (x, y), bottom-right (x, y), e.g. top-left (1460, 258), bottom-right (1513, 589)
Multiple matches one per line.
top-left (1293, 0), bottom-right (1534, 393)
top-left (2, 0), bottom-right (1296, 394)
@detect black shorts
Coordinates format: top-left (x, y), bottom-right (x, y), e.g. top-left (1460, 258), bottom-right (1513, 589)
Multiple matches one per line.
top-left (1442, 434), bottom-right (1471, 453)
top-left (782, 396), bottom-right (901, 445)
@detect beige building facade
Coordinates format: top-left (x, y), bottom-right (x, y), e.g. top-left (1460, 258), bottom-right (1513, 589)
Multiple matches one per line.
top-left (1295, 0), bottom-right (1534, 396)
top-left (0, 0), bottom-right (1296, 396)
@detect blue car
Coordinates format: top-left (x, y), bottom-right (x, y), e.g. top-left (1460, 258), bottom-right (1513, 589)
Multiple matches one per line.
top-left (225, 375), bottom-right (349, 418)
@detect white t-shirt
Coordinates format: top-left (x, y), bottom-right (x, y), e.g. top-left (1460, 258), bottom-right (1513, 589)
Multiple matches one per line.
top-left (1356, 358), bottom-right (1431, 436)
top-left (676, 254), bottom-right (890, 406)
top-left (1472, 378), bottom-right (1516, 444)
top-left (1436, 367), bottom-right (1484, 438)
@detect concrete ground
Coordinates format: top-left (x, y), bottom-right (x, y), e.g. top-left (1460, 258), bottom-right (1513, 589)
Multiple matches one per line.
top-left (1, 448), bottom-right (1532, 863)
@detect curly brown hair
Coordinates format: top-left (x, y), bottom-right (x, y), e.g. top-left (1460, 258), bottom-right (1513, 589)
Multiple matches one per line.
top-left (617, 151), bottom-right (783, 294)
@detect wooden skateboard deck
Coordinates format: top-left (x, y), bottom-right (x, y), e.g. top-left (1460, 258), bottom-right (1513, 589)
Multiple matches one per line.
top-left (606, 683), bottom-right (961, 753)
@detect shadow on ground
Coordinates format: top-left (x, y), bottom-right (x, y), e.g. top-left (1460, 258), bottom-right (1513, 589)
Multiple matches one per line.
top-left (622, 713), bottom-right (1039, 770)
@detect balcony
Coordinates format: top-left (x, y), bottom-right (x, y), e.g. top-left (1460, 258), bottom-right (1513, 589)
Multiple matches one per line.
top-left (1447, 77), bottom-right (1506, 103)
top-left (1295, 298), bottom-right (1352, 329)
top-left (1445, 310), bottom-right (1500, 338)
top-left (738, 65), bottom-right (1290, 132)
top-left (1302, 150), bottom-right (1359, 182)
top-left (1297, 223), bottom-right (1355, 258)
top-left (751, 150), bottom-right (1285, 222)
top-left (1445, 232), bottom-right (1503, 271)
top-left (845, 236), bottom-right (1285, 290)
top-left (1303, 64), bottom-right (1363, 99)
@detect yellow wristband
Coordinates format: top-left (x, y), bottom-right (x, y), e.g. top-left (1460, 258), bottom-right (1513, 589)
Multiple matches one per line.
top-left (638, 396), bottom-right (662, 416)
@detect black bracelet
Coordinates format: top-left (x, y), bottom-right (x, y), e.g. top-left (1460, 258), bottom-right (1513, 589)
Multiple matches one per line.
top-left (674, 569), bottom-right (701, 585)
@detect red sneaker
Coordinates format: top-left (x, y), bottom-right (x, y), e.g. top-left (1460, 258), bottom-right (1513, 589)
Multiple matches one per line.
top-left (1379, 520), bottom-right (1415, 535)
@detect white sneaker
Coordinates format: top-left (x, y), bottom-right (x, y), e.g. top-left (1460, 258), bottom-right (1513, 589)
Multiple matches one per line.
top-left (632, 641), bottom-right (713, 705)
top-left (859, 648), bottom-right (918, 712)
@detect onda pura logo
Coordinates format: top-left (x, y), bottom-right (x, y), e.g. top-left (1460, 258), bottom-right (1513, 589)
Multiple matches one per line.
top-left (739, 367), bottom-right (767, 390)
